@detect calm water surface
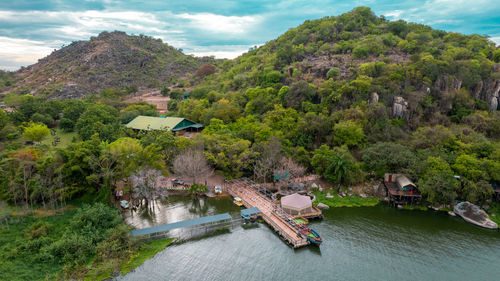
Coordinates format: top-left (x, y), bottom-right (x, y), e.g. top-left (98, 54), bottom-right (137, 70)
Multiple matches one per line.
top-left (119, 196), bottom-right (500, 281)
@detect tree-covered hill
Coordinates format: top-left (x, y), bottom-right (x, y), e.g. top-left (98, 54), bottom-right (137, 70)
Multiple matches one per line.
top-left (1, 7), bottom-right (499, 215)
top-left (4, 31), bottom-right (218, 98)
top-left (182, 7), bottom-right (500, 129)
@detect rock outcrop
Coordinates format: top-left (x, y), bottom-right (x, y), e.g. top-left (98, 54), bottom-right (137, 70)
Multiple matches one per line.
top-left (369, 92), bottom-right (379, 104)
top-left (454, 201), bottom-right (498, 229)
top-left (392, 96), bottom-right (408, 119)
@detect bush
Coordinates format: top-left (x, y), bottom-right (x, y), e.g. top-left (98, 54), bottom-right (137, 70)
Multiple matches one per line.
top-left (25, 221), bottom-right (52, 239)
top-left (326, 67), bottom-right (340, 79)
top-left (59, 118), bottom-right (75, 132)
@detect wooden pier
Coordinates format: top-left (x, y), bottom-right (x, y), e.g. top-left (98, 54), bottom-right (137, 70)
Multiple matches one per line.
top-left (227, 179), bottom-right (310, 248)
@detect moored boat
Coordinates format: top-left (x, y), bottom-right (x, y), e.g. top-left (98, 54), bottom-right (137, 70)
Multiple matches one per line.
top-left (233, 197), bottom-right (243, 207)
top-left (307, 229), bottom-right (322, 245)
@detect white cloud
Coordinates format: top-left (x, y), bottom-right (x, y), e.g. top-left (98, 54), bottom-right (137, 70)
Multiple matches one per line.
top-left (384, 10), bottom-right (402, 18)
top-left (187, 44), bottom-right (257, 59)
top-left (176, 13), bottom-right (261, 34)
top-left (0, 36), bottom-right (55, 71)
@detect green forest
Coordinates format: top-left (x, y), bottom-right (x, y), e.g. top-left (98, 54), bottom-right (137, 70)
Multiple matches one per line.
top-left (1, 7), bottom-right (500, 280)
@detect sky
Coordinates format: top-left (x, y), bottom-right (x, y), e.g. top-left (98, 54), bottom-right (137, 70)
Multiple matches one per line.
top-left (0, 0), bottom-right (499, 71)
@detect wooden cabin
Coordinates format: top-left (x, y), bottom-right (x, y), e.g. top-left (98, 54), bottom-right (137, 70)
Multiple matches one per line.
top-left (383, 173), bottom-right (421, 206)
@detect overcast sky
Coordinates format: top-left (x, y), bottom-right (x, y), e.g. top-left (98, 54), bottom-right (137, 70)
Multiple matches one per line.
top-left (1, 0), bottom-right (499, 71)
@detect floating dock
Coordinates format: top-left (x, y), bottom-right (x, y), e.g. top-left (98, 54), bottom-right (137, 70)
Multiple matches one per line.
top-left (228, 179), bottom-right (312, 248)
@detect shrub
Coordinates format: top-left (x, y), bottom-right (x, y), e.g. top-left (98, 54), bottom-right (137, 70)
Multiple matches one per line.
top-left (326, 67), bottom-right (340, 79)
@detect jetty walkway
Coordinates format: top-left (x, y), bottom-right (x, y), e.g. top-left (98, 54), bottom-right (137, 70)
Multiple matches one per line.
top-left (227, 179), bottom-right (309, 248)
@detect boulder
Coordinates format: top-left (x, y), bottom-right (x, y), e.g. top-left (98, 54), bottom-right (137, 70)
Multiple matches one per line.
top-left (392, 96), bottom-right (408, 119)
top-left (448, 211), bottom-right (456, 217)
top-left (326, 193), bottom-right (334, 199)
top-left (369, 92), bottom-right (379, 104)
top-left (454, 202), bottom-right (498, 229)
top-left (397, 204), bottom-right (403, 209)
top-left (317, 203), bottom-right (330, 210)
top-left (490, 97), bottom-right (498, 112)
top-left (288, 182), bottom-right (305, 192)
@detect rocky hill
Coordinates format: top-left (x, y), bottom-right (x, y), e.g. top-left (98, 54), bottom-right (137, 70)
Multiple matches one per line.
top-left (194, 7), bottom-right (500, 127)
top-left (6, 31), bottom-right (217, 98)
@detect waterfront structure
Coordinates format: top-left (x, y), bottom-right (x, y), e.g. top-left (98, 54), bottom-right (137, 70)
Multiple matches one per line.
top-left (227, 179), bottom-right (314, 248)
top-left (383, 173), bottom-right (421, 206)
top-left (125, 115), bottom-right (203, 136)
top-left (131, 213), bottom-right (233, 240)
top-left (281, 193), bottom-right (313, 216)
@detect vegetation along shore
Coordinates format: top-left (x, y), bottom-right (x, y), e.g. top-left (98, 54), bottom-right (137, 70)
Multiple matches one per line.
top-left (1, 6), bottom-right (499, 280)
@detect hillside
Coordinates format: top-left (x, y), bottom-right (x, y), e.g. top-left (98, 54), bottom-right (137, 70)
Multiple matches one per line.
top-left (6, 31), bottom-right (217, 98)
top-left (183, 7), bottom-right (500, 129)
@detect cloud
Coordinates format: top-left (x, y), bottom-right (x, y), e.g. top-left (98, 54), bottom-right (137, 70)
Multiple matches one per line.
top-left (186, 44), bottom-right (259, 59)
top-left (176, 13), bottom-right (261, 34)
top-left (0, 36), bottom-right (55, 71)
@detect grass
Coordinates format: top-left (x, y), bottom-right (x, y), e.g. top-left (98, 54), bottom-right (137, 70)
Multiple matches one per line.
top-left (121, 238), bottom-right (174, 275)
top-left (0, 210), bottom-right (76, 281)
top-left (83, 238), bottom-right (175, 281)
top-left (486, 202), bottom-right (500, 226)
top-left (313, 191), bottom-right (380, 208)
top-left (41, 128), bottom-right (78, 148)
top-left (402, 205), bottom-right (429, 211)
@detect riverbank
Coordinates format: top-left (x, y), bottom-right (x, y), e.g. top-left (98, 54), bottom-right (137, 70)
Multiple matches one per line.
top-left (0, 201), bottom-right (173, 281)
top-left (313, 190), bottom-right (380, 208)
top-left (84, 238), bottom-right (174, 280)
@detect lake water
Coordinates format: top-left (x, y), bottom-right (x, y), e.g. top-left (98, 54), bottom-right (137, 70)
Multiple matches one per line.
top-left (119, 196), bottom-right (500, 281)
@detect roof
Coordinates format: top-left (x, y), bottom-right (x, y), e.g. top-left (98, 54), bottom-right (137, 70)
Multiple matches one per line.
top-left (241, 207), bottom-right (261, 218)
top-left (396, 175), bottom-right (416, 189)
top-left (125, 115), bottom-right (203, 131)
top-left (281, 193), bottom-right (312, 210)
top-left (131, 213), bottom-right (232, 237)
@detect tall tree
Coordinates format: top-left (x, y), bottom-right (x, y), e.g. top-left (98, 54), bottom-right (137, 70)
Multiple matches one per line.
top-left (173, 149), bottom-right (213, 185)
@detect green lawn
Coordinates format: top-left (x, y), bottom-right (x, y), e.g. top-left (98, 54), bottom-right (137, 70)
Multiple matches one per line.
top-left (314, 191), bottom-right (380, 208)
top-left (41, 128), bottom-right (78, 148)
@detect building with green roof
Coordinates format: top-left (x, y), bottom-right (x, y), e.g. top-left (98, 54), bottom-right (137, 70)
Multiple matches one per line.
top-left (125, 116), bottom-right (203, 135)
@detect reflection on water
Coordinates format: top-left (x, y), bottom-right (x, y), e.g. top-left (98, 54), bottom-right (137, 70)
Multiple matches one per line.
top-left (123, 195), bottom-right (240, 229)
top-left (120, 196), bottom-right (500, 281)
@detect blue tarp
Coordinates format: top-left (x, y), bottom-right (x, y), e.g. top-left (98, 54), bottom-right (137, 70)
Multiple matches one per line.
top-left (131, 213), bottom-right (232, 237)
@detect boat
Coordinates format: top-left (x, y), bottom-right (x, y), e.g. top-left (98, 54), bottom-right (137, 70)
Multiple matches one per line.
top-left (214, 186), bottom-right (223, 195)
top-left (454, 201), bottom-right (498, 229)
top-left (294, 216), bottom-right (309, 225)
top-left (307, 229), bottom-right (323, 245)
top-left (120, 200), bottom-right (130, 209)
top-left (291, 221), bottom-right (322, 246)
top-left (233, 197), bottom-right (243, 207)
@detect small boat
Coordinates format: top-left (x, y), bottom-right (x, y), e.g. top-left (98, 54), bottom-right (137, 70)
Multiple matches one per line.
top-left (233, 197), bottom-right (243, 207)
top-left (307, 229), bottom-right (323, 245)
top-left (120, 200), bottom-right (130, 209)
top-left (214, 186), bottom-right (223, 195)
top-left (294, 222), bottom-right (322, 246)
top-left (294, 216), bottom-right (309, 225)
